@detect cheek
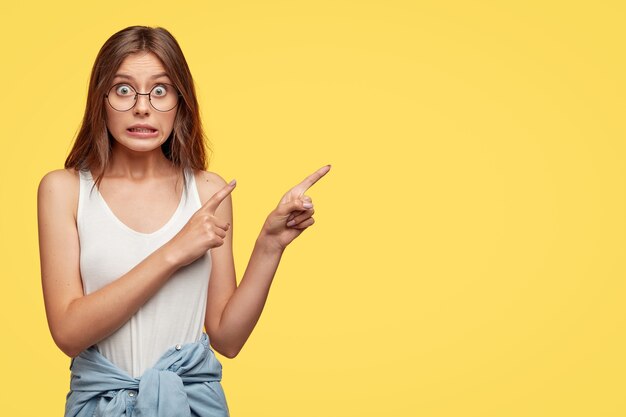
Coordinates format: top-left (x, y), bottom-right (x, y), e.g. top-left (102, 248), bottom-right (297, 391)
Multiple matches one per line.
top-left (104, 109), bottom-right (128, 138)
top-left (164, 112), bottom-right (177, 130)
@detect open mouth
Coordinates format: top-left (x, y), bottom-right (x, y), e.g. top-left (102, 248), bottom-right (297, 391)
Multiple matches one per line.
top-left (127, 127), bottom-right (157, 133)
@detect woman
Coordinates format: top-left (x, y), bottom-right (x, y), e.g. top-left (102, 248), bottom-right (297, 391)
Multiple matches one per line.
top-left (37, 25), bottom-right (330, 417)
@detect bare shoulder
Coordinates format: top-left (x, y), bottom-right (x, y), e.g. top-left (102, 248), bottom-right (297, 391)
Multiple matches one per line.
top-left (38, 168), bottom-right (80, 220)
top-left (38, 167), bottom-right (80, 189)
top-left (192, 169), bottom-right (229, 205)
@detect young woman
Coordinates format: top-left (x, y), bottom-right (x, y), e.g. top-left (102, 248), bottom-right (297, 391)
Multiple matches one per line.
top-left (37, 25), bottom-right (330, 416)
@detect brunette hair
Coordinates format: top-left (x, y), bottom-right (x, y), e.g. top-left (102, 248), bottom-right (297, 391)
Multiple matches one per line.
top-left (64, 25), bottom-right (212, 190)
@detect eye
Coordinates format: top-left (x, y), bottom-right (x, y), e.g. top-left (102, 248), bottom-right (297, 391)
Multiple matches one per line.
top-left (115, 84), bottom-right (134, 96)
top-left (152, 84), bottom-right (168, 97)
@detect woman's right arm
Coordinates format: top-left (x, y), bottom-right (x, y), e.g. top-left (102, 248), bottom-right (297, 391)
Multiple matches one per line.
top-left (38, 169), bottom-right (182, 358)
top-left (38, 169), bottom-right (234, 358)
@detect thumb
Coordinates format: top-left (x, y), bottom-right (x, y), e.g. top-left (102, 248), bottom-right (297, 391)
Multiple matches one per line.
top-left (277, 197), bottom-right (309, 217)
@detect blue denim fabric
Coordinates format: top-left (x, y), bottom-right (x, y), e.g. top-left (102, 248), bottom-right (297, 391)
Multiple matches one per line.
top-left (64, 333), bottom-right (230, 417)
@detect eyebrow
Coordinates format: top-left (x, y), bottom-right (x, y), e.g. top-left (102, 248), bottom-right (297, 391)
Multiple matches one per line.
top-left (113, 72), bottom-right (171, 80)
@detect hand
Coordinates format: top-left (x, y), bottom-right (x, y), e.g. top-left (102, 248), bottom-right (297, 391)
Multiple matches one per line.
top-left (260, 165), bottom-right (331, 251)
top-left (166, 179), bottom-right (237, 267)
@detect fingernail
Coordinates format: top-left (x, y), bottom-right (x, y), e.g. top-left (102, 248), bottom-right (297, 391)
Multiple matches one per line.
top-left (229, 179), bottom-right (236, 186)
top-left (287, 220), bottom-right (296, 226)
top-left (303, 202), bottom-right (313, 209)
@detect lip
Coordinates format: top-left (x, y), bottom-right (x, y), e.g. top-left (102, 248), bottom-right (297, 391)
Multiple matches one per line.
top-left (127, 123), bottom-right (159, 138)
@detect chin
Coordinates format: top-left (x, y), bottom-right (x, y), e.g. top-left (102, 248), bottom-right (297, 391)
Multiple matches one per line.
top-left (114, 138), bottom-right (165, 153)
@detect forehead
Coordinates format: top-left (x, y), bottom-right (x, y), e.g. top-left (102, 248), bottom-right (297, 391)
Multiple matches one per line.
top-left (114, 52), bottom-right (169, 79)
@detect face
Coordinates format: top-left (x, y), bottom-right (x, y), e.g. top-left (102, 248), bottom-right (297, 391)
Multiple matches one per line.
top-left (104, 52), bottom-right (178, 153)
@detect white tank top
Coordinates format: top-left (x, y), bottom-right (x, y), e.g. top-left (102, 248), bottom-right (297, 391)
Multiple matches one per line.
top-left (76, 167), bottom-right (211, 378)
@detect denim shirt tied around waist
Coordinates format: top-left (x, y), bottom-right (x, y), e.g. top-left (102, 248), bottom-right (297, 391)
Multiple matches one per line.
top-left (64, 332), bottom-right (230, 417)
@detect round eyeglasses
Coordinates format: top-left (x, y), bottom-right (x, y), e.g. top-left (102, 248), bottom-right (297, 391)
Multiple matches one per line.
top-left (105, 83), bottom-right (181, 112)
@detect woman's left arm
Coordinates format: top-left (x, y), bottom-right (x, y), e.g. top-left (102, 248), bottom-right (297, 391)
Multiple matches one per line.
top-left (201, 165), bottom-right (331, 358)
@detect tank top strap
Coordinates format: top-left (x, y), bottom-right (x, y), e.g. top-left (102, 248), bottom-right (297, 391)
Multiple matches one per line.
top-left (183, 167), bottom-right (203, 210)
top-left (77, 169), bottom-right (96, 233)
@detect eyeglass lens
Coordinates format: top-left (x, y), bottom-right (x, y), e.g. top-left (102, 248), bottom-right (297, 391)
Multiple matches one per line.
top-left (106, 83), bottom-right (179, 112)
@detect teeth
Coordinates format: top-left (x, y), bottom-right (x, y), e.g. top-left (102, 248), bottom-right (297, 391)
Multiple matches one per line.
top-left (129, 128), bottom-right (155, 133)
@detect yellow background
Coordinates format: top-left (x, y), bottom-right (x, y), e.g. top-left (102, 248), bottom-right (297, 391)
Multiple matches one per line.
top-left (1, 1), bottom-right (624, 416)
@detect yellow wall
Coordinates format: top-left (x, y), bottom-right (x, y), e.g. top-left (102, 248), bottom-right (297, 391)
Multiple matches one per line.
top-left (1, 1), bottom-right (624, 416)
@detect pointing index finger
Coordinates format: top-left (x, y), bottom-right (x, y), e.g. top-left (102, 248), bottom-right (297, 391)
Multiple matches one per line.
top-left (202, 179), bottom-right (237, 214)
top-left (291, 165), bottom-right (331, 196)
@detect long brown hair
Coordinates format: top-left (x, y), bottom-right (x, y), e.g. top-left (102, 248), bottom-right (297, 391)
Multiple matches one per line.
top-left (65, 25), bottom-right (212, 191)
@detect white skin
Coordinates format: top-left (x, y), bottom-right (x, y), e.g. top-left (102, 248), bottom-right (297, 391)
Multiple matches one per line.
top-left (38, 51), bottom-right (331, 358)
top-left (105, 53), bottom-right (177, 159)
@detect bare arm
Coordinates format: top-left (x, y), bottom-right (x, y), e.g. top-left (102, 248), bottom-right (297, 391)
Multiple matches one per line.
top-left (38, 170), bottom-right (182, 357)
top-left (209, 233), bottom-right (284, 359)
top-left (57, 168), bottom-right (237, 359)
top-left (200, 166), bottom-right (329, 358)
top-left (196, 172), bottom-right (284, 359)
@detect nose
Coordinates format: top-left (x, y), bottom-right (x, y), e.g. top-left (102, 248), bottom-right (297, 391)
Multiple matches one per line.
top-left (133, 93), bottom-right (151, 114)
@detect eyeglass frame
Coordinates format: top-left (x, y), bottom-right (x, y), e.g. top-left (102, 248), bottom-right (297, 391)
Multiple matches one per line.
top-left (105, 82), bottom-right (182, 112)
